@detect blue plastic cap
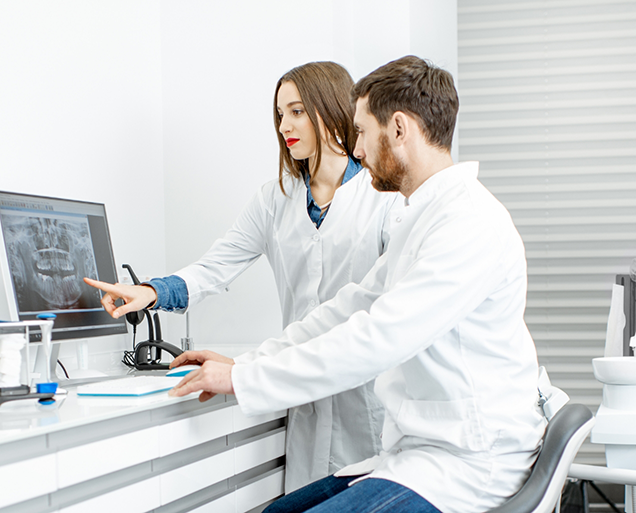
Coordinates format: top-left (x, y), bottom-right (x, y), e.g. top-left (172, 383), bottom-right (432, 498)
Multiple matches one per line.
top-left (37, 382), bottom-right (58, 394)
top-left (36, 313), bottom-right (57, 320)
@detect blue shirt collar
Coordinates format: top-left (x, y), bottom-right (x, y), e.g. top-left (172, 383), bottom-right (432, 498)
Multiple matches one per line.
top-left (341, 156), bottom-right (363, 185)
top-left (305, 157), bottom-right (362, 228)
top-left (304, 156), bottom-right (362, 189)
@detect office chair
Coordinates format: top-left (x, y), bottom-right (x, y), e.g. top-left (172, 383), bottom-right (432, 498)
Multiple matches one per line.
top-left (488, 403), bottom-right (594, 513)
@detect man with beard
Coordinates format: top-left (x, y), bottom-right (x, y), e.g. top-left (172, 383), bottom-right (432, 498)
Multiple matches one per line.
top-left (169, 56), bottom-right (545, 513)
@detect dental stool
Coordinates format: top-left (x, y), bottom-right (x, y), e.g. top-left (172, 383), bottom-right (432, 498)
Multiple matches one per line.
top-left (489, 403), bottom-right (594, 513)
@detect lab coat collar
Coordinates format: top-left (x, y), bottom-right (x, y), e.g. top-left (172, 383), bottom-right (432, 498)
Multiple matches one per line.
top-left (405, 161), bottom-right (479, 207)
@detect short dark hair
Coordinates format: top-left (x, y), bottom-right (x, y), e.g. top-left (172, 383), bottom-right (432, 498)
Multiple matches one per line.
top-left (352, 56), bottom-right (459, 151)
top-left (274, 61), bottom-right (357, 194)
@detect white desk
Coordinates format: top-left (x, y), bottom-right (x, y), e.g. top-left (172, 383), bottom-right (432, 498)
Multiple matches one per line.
top-left (0, 387), bottom-right (286, 512)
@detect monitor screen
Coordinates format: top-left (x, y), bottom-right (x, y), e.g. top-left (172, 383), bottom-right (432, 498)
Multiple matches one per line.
top-left (0, 190), bottom-right (127, 341)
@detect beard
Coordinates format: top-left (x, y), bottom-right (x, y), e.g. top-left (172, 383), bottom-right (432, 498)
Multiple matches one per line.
top-left (362, 133), bottom-right (408, 192)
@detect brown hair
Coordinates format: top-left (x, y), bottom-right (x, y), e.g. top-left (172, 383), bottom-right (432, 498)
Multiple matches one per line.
top-left (274, 61), bottom-right (357, 194)
top-left (351, 56), bottom-right (459, 151)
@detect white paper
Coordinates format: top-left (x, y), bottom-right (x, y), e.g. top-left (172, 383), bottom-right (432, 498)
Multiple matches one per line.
top-left (0, 333), bottom-right (26, 387)
top-left (0, 333), bottom-right (26, 352)
top-left (605, 283), bottom-right (626, 357)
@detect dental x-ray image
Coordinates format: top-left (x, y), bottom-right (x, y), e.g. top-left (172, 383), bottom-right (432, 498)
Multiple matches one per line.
top-left (1, 213), bottom-right (102, 313)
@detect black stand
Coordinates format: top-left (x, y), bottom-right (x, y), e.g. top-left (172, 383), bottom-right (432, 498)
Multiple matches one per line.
top-left (121, 264), bottom-right (183, 371)
top-left (132, 309), bottom-right (183, 370)
top-left (134, 340), bottom-right (184, 370)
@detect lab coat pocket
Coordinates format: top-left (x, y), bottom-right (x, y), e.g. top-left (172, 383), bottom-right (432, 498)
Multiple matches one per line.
top-left (397, 398), bottom-right (487, 453)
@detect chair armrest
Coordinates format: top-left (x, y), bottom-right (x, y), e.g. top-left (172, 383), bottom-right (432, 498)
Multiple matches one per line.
top-left (569, 463), bottom-right (636, 486)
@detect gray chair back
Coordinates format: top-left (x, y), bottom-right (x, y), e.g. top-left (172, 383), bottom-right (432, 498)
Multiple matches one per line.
top-left (489, 403), bottom-right (594, 513)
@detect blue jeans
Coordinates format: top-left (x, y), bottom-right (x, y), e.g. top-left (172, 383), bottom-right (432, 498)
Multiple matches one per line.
top-left (264, 475), bottom-right (441, 513)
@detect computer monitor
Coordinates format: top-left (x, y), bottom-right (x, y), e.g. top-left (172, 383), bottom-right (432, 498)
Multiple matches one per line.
top-left (0, 190), bottom-right (127, 342)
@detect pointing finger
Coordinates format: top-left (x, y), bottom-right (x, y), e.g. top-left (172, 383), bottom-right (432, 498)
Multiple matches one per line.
top-left (84, 277), bottom-right (121, 295)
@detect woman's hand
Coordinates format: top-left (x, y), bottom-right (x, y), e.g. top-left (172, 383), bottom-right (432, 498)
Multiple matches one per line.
top-left (168, 360), bottom-right (234, 402)
top-left (84, 277), bottom-right (157, 319)
top-left (170, 350), bottom-right (235, 368)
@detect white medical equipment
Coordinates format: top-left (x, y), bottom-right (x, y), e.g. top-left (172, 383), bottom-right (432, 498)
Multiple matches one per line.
top-left (567, 261), bottom-right (636, 512)
top-left (0, 318), bottom-right (58, 406)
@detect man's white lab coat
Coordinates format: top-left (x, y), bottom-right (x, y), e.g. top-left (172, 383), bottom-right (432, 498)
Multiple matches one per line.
top-left (232, 162), bottom-right (546, 513)
top-left (175, 170), bottom-right (399, 492)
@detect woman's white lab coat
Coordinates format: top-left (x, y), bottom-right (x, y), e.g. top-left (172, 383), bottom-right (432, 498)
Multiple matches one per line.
top-left (175, 169), bottom-right (399, 492)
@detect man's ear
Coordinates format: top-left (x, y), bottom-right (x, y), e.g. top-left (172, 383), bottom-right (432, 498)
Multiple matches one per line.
top-left (391, 111), bottom-right (409, 145)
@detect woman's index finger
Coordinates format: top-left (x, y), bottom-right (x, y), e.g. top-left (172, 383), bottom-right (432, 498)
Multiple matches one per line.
top-left (84, 277), bottom-right (118, 294)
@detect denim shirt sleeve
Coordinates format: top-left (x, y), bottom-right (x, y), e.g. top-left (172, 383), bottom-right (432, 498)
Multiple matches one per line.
top-left (145, 275), bottom-right (189, 312)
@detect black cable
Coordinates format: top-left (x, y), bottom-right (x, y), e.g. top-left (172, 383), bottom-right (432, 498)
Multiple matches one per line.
top-left (57, 359), bottom-right (69, 379)
top-left (122, 325), bottom-right (138, 368)
top-left (152, 313), bottom-right (162, 363)
top-left (121, 351), bottom-right (136, 367)
top-left (145, 310), bottom-right (154, 341)
top-left (585, 481), bottom-right (621, 513)
top-left (154, 313), bottom-right (162, 341)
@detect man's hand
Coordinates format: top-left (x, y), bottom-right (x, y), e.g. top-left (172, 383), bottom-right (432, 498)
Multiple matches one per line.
top-left (84, 277), bottom-right (157, 319)
top-left (170, 350), bottom-right (234, 368)
top-left (168, 360), bottom-right (234, 402)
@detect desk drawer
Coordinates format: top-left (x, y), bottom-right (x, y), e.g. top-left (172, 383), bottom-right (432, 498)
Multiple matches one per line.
top-left (159, 406), bottom-right (233, 456)
top-left (236, 469), bottom-right (284, 512)
top-left (0, 454), bottom-right (56, 508)
top-left (160, 449), bottom-right (235, 504)
top-left (232, 405), bottom-right (287, 431)
top-left (191, 491), bottom-right (235, 512)
top-left (235, 428), bottom-right (286, 474)
top-left (57, 426), bottom-right (159, 488)
top-left (59, 476), bottom-right (161, 513)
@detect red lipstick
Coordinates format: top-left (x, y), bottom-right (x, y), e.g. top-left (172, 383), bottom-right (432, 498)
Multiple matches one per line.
top-left (286, 138), bottom-right (299, 148)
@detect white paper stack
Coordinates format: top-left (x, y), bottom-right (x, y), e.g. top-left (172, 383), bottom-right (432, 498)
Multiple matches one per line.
top-left (0, 334), bottom-right (26, 387)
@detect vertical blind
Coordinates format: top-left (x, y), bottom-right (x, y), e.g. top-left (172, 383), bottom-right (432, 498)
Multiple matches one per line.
top-left (457, 0), bottom-right (636, 464)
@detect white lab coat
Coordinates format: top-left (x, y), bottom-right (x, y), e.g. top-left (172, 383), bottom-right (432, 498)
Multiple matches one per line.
top-left (232, 162), bottom-right (546, 513)
top-left (175, 170), bottom-right (399, 492)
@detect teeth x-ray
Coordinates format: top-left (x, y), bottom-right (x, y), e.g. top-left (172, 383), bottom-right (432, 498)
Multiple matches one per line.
top-left (1, 214), bottom-right (102, 313)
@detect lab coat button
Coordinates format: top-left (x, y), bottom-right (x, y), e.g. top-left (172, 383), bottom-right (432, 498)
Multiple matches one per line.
top-left (313, 234), bottom-right (320, 241)
top-left (329, 456), bottom-right (335, 463)
top-left (396, 217), bottom-right (402, 223)
top-left (397, 448), bottom-right (403, 454)
top-left (310, 300), bottom-right (316, 307)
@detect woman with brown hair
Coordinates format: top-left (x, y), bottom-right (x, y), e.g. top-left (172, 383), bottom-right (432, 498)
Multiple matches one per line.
top-left (86, 61), bottom-right (399, 493)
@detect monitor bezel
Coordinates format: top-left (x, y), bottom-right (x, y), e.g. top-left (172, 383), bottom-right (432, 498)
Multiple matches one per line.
top-left (0, 189), bottom-right (128, 342)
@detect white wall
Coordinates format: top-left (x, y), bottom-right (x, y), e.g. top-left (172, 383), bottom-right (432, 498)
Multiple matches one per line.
top-left (160, 0), bottom-right (459, 356)
top-left (0, 0), bottom-right (457, 369)
top-left (0, 1), bottom-right (164, 373)
top-left (160, 0), bottom-right (338, 354)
